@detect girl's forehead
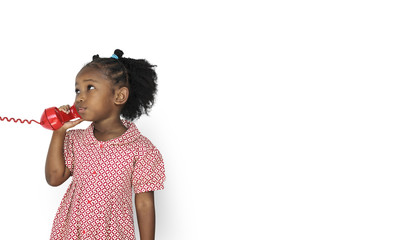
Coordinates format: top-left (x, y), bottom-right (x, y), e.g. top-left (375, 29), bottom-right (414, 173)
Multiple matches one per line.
top-left (75, 66), bottom-right (109, 84)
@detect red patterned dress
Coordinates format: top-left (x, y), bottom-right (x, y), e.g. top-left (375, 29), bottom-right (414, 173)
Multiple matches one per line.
top-left (50, 120), bottom-right (165, 240)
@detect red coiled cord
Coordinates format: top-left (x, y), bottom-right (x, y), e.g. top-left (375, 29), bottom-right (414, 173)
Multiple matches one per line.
top-left (0, 116), bottom-right (40, 125)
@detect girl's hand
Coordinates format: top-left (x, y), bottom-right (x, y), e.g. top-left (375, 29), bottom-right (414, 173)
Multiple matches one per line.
top-left (58, 104), bottom-right (71, 114)
top-left (57, 105), bottom-right (84, 132)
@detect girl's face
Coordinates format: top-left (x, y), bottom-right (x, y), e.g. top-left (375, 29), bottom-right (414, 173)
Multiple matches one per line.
top-left (74, 66), bottom-right (116, 122)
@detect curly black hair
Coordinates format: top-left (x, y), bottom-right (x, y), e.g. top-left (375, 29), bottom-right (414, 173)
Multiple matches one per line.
top-left (83, 49), bottom-right (158, 121)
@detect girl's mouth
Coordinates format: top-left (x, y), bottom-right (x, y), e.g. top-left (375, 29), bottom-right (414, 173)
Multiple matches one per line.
top-left (77, 107), bottom-right (86, 113)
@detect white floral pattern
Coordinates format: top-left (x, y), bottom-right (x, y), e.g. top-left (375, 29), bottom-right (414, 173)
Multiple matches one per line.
top-left (50, 120), bottom-right (165, 240)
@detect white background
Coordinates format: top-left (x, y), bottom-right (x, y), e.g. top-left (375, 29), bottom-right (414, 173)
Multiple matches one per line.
top-left (0, 0), bottom-right (417, 239)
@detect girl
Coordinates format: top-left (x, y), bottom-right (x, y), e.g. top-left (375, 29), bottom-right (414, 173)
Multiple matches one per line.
top-left (45, 49), bottom-right (166, 240)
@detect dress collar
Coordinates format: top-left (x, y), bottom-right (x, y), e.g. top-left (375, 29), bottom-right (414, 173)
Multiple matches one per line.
top-left (82, 120), bottom-right (141, 145)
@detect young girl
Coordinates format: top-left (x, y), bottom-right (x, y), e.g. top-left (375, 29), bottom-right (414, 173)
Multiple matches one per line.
top-left (45, 49), bottom-right (166, 240)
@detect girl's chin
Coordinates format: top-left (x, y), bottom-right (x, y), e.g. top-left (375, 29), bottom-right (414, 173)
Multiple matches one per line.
top-left (78, 113), bottom-right (93, 122)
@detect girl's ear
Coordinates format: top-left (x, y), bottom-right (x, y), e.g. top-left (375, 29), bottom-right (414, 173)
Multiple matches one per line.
top-left (114, 87), bottom-right (129, 105)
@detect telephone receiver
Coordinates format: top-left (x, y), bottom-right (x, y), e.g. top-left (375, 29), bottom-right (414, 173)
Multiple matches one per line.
top-left (39, 105), bottom-right (81, 130)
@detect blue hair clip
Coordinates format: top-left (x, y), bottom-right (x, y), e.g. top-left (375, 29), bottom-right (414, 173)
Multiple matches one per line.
top-left (111, 54), bottom-right (119, 59)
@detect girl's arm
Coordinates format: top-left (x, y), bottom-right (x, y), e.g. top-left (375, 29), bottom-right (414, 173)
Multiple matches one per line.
top-left (45, 105), bottom-right (83, 186)
top-left (135, 191), bottom-right (155, 240)
top-left (45, 128), bottom-right (71, 186)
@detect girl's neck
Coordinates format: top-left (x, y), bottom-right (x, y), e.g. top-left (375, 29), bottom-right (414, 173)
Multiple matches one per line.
top-left (93, 117), bottom-right (128, 142)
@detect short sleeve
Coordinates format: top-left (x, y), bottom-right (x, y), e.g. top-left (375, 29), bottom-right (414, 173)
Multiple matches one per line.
top-left (63, 130), bottom-right (75, 174)
top-left (132, 146), bottom-right (166, 193)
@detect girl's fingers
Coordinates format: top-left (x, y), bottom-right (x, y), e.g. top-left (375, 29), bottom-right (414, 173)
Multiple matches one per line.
top-left (58, 105), bottom-right (71, 113)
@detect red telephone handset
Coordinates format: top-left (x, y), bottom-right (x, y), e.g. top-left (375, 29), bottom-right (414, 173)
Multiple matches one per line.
top-left (39, 105), bottom-right (81, 130)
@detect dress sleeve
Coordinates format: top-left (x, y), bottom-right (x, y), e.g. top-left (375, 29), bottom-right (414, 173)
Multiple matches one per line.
top-left (132, 146), bottom-right (166, 193)
top-left (63, 130), bottom-right (75, 174)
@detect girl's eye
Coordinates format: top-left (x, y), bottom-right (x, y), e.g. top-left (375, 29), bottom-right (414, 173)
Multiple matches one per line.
top-left (87, 85), bottom-right (96, 90)
top-left (75, 89), bottom-right (80, 94)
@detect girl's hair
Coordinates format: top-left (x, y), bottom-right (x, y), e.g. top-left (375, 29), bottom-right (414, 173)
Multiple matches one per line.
top-left (83, 49), bottom-right (158, 121)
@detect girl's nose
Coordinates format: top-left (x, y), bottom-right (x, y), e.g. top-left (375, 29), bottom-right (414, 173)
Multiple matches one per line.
top-left (76, 93), bottom-right (85, 102)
